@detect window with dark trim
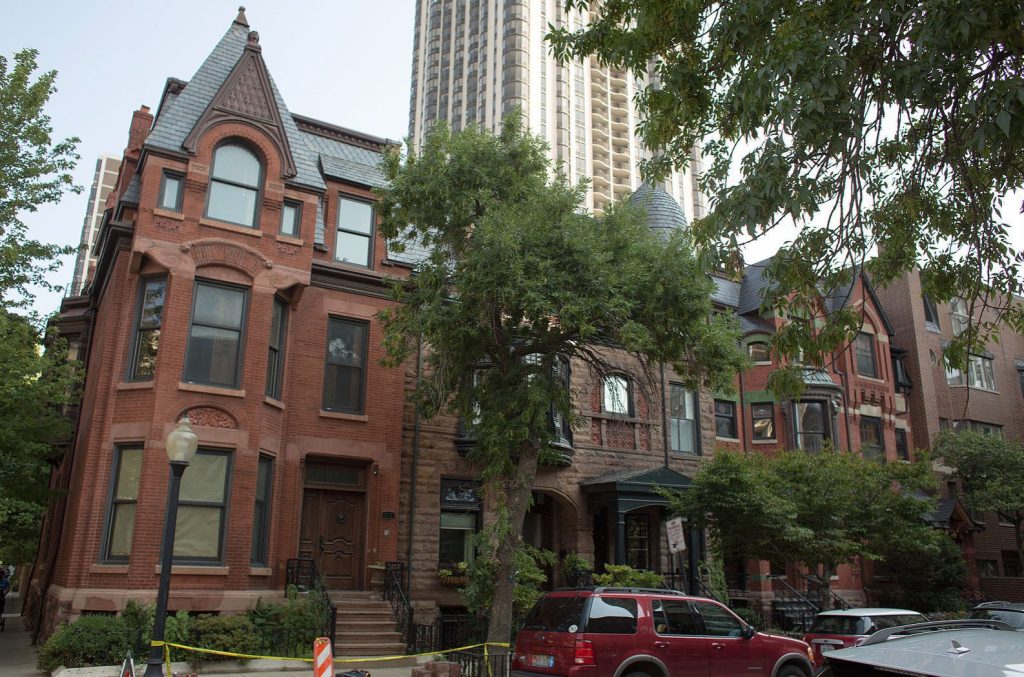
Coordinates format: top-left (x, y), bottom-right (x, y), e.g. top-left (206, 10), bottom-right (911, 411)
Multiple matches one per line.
top-left (625, 513), bottom-right (650, 570)
top-left (795, 401), bottom-right (830, 452)
top-left (550, 356), bottom-right (573, 448)
top-left (950, 298), bottom-right (970, 335)
top-left (603, 375), bottom-right (632, 416)
top-left (922, 295), bottom-right (940, 329)
top-left (714, 400), bottom-right (737, 439)
top-left (439, 478), bottom-right (481, 566)
top-left (158, 171), bottom-right (184, 212)
top-left (751, 402), bottom-right (775, 440)
top-left (173, 449), bottom-right (231, 563)
top-left (895, 428), bottom-right (910, 461)
top-left (747, 341), bottom-right (770, 363)
top-left (860, 416), bottom-right (885, 462)
top-left (127, 277), bottom-right (166, 381)
top-left (251, 454), bottom-right (274, 566)
top-left (335, 196), bottom-right (374, 266)
top-left (855, 332), bottom-right (878, 378)
top-left (669, 384), bottom-right (697, 454)
top-left (183, 280), bottom-right (248, 388)
top-left (206, 144), bottom-right (262, 228)
top-left (102, 446), bottom-right (144, 561)
top-left (323, 317), bottom-right (368, 413)
top-left (265, 297), bottom-right (287, 399)
top-left (280, 200), bottom-right (302, 237)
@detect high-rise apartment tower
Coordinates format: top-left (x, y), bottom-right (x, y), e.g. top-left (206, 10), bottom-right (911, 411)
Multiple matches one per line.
top-left (408, 0), bottom-right (704, 218)
top-left (70, 155), bottom-right (121, 294)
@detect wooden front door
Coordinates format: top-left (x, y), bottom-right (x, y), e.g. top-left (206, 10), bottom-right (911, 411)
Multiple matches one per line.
top-left (300, 488), bottom-right (366, 589)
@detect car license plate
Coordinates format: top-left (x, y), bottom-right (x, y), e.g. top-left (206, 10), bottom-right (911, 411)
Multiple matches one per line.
top-left (531, 654), bottom-right (554, 668)
top-left (819, 644), bottom-right (833, 653)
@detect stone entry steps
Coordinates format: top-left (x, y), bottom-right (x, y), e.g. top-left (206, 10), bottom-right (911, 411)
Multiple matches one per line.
top-left (333, 593), bottom-right (407, 657)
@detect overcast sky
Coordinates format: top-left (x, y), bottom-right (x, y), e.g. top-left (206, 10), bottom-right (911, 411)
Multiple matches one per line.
top-left (2, 2), bottom-right (1021, 318)
top-left (1, 0), bottom-right (416, 317)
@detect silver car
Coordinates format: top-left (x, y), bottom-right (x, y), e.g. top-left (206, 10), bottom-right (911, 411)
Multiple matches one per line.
top-left (818, 619), bottom-right (1024, 676)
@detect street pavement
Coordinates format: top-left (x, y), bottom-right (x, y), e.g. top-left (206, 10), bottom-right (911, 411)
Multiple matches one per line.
top-left (0, 594), bottom-right (47, 677)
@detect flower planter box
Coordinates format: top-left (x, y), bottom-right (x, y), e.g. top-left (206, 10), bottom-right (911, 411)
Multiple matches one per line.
top-left (439, 575), bottom-right (468, 587)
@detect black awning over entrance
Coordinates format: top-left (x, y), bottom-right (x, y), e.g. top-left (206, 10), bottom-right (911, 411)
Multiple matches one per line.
top-left (581, 465), bottom-right (699, 587)
top-left (581, 465), bottom-right (693, 513)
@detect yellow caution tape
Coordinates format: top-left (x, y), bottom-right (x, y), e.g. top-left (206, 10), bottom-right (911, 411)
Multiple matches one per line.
top-left (150, 640), bottom-right (511, 665)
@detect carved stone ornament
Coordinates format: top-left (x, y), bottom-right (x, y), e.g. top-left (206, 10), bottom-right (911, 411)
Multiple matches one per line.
top-left (186, 406), bottom-right (237, 429)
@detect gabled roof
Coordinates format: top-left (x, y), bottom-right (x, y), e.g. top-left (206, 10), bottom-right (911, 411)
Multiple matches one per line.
top-left (145, 18), bottom-right (325, 191)
top-left (737, 257), bottom-right (775, 314)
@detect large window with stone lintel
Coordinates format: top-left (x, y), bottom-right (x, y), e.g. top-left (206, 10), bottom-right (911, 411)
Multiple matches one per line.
top-left (101, 445), bottom-right (144, 562)
top-left (183, 280), bottom-right (249, 389)
top-left (127, 276), bottom-right (166, 381)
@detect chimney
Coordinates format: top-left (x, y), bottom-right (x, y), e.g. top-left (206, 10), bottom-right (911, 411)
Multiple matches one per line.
top-left (126, 105), bottom-right (153, 158)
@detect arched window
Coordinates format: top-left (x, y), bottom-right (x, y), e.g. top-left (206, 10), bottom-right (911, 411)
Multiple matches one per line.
top-left (747, 341), bottom-right (770, 363)
top-left (206, 144), bottom-right (262, 228)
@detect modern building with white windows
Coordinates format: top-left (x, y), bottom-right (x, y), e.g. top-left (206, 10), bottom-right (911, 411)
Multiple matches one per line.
top-left (407, 0), bottom-right (705, 217)
top-left (70, 155), bottom-right (121, 295)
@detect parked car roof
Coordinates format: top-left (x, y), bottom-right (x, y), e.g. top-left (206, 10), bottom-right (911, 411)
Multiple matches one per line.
top-left (821, 620), bottom-right (1024, 677)
top-left (814, 607), bottom-right (921, 617)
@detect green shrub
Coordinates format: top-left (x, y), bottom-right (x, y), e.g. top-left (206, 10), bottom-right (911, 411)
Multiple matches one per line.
top-left (592, 564), bottom-right (664, 588)
top-left (120, 599), bottom-right (155, 650)
top-left (39, 615), bottom-right (132, 671)
top-left (179, 614), bottom-right (260, 665)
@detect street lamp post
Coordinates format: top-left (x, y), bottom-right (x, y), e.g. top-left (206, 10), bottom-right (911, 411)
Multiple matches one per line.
top-left (144, 418), bottom-right (199, 677)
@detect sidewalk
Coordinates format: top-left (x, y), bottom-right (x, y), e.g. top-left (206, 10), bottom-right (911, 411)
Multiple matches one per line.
top-left (0, 594), bottom-right (46, 677)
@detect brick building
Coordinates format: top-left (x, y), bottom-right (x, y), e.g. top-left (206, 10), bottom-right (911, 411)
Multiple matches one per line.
top-left (875, 270), bottom-right (1024, 601)
top-left (27, 10), bottom-right (415, 639)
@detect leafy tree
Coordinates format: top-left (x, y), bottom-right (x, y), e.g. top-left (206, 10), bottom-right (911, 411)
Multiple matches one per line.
top-left (0, 48), bottom-right (80, 310)
top-left (935, 429), bottom-right (1024, 573)
top-left (670, 449), bottom-right (936, 605)
top-left (0, 311), bottom-right (77, 563)
top-left (0, 48), bottom-right (81, 563)
top-left (875, 531), bottom-right (968, 612)
top-left (376, 114), bottom-right (743, 643)
top-left (549, 1), bottom-right (1024, 367)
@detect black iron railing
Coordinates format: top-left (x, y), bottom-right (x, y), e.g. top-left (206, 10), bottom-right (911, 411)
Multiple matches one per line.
top-left (383, 560), bottom-right (415, 651)
top-left (285, 557), bottom-right (318, 592)
top-left (566, 569), bottom-right (594, 588)
top-left (284, 557), bottom-right (337, 651)
top-left (770, 575), bottom-right (819, 634)
top-left (802, 574), bottom-right (852, 610)
top-left (441, 647), bottom-right (511, 677)
top-left (962, 583), bottom-right (994, 606)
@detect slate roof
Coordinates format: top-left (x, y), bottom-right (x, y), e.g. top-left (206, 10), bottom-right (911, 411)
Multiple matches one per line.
top-left (581, 465), bottom-right (693, 490)
top-left (120, 174), bottom-right (140, 205)
top-left (802, 368), bottom-right (841, 389)
top-left (144, 19), bottom-right (325, 191)
top-left (628, 182), bottom-right (687, 236)
top-left (738, 257), bottom-right (775, 314)
top-left (710, 275), bottom-right (741, 308)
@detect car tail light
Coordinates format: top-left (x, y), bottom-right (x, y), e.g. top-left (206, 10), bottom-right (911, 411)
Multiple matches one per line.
top-left (573, 639), bottom-right (596, 666)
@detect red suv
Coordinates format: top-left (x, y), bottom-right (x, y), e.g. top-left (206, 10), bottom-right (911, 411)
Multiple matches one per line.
top-left (512, 588), bottom-right (814, 677)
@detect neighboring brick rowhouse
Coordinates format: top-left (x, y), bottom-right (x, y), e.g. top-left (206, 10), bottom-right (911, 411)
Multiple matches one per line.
top-left (875, 268), bottom-right (1024, 600)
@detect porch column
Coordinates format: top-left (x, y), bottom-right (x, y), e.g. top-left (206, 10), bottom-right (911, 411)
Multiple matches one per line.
top-left (614, 501), bottom-right (626, 564)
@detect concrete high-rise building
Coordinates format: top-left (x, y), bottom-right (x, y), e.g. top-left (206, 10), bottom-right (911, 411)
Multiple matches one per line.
top-left (407, 0), bottom-right (704, 218)
top-left (70, 155), bottom-right (121, 294)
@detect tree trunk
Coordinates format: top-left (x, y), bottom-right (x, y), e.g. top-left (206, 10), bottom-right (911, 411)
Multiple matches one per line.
top-left (817, 564), bottom-right (835, 611)
top-left (486, 441), bottom-right (542, 647)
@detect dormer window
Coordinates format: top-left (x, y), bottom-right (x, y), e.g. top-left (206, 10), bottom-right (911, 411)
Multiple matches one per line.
top-left (206, 144), bottom-right (262, 228)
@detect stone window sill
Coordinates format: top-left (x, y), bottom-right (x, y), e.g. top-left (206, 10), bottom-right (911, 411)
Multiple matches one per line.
top-left (90, 564), bottom-right (130, 575)
top-left (751, 439), bottom-right (778, 445)
top-left (264, 396), bottom-right (286, 410)
top-left (276, 234), bottom-right (303, 246)
top-left (179, 382), bottom-right (246, 398)
top-left (199, 217), bottom-right (263, 238)
top-left (153, 208), bottom-right (185, 221)
top-left (117, 381), bottom-right (155, 391)
top-left (716, 436), bottom-right (741, 443)
top-left (249, 567), bottom-right (272, 576)
top-left (154, 565), bottom-right (229, 576)
top-left (319, 410), bottom-right (368, 422)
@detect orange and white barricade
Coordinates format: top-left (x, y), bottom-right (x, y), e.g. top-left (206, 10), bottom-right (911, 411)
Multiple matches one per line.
top-left (314, 636), bottom-right (334, 677)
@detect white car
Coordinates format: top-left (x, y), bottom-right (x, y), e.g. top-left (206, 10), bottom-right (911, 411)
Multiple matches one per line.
top-left (819, 619), bottom-right (1024, 676)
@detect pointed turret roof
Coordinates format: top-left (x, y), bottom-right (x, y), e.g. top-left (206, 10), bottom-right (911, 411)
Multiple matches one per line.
top-left (145, 14), bottom-right (325, 190)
